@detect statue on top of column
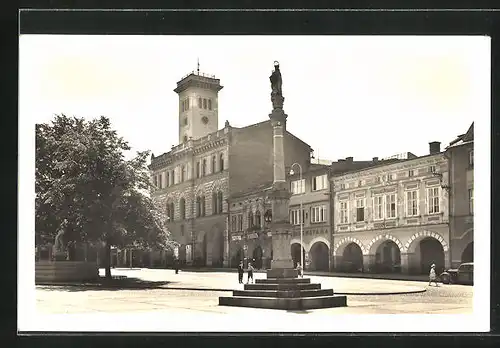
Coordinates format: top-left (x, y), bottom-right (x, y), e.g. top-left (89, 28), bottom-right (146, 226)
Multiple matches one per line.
top-left (270, 61), bottom-right (283, 97)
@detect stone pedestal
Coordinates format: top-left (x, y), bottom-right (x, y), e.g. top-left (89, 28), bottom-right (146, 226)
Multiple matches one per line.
top-left (36, 261), bottom-right (99, 283)
top-left (219, 276), bottom-right (347, 310)
top-left (53, 250), bottom-right (67, 261)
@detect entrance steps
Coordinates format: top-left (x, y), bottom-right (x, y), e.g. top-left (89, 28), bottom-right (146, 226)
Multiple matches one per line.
top-left (219, 274), bottom-right (347, 310)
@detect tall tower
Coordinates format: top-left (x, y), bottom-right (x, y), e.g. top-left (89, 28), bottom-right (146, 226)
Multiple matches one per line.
top-left (267, 61), bottom-right (297, 278)
top-left (174, 66), bottom-right (223, 144)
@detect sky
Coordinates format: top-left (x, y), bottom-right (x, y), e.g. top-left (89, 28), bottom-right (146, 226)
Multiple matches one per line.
top-left (19, 35), bottom-right (488, 162)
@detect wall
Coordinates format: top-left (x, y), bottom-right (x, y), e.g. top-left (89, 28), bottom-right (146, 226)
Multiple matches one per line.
top-left (448, 142), bottom-right (474, 268)
top-left (228, 121), bottom-right (274, 195)
top-left (229, 120), bottom-right (311, 196)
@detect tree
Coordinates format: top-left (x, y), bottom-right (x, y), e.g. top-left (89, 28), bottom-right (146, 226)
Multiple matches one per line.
top-left (35, 114), bottom-right (176, 278)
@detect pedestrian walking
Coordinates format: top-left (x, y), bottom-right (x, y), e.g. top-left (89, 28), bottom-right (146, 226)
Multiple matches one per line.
top-left (174, 259), bottom-right (179, 274)
top-left (247, 262), bottom-right (254, 284)
top-left (296, 262), bottom-right (303, 278)
top-left (429, 263), bottom-right (439, 286)
top-left (237, 261), bottom-right (244, 284)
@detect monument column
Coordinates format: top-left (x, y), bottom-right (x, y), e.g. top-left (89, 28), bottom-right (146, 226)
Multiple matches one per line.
top-left (266, 61), bottom-right (297, 279)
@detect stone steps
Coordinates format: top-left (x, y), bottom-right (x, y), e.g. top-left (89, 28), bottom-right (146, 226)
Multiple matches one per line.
top-left (219, 295), bottom-right (347, 310)
top-left (255, 278), bottom-right (311, 284)
top-left (219, 269), bottom-right (347, 310)
top-left (233, 288), bottom-right (334, 298)
top-left (244, 282), bottom-right (321, 291)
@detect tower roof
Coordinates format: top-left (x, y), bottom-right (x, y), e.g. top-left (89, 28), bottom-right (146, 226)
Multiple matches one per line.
top-left (174, 71), bottom-right (223, 94)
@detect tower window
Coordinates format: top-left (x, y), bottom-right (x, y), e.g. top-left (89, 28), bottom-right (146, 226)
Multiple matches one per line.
top-left (196, 162), bottom-right (200, 178)
top-left (219, 153), bottom-right (224, 172)
top-left (212, 156), bottom-right (216, 173)
top-left (183, 117), bottom-right (188, 126)
top-left (198, 97), bottom-right (202, 108)
top-left (183, 135), bottom-right (188, 143)
top-left (203, 98), bottom-right (207, 109)
top-left (208, 99), bottom-right (212, 110)
top-left (202, 159), bottom-right (207, 176)
top-left (181, 165), bottom-right (186, 182)
top-left (186, 97), bottom-right (190, 110)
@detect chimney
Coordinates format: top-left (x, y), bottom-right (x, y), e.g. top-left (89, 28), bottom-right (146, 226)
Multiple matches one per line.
top-left (429, 141), bottom-right (441, 155)
top-left (372, 157), bottom-right (378, 163)
top-left (346, 157), bottom-right (353, 163)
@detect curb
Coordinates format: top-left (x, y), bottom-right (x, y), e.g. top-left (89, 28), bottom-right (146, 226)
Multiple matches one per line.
top-left (162, 287), bottom-right (427, 296)
top-left (335, 289), bottom-right (427, 295)
top-left (139, 268), bottom-right (430, 283)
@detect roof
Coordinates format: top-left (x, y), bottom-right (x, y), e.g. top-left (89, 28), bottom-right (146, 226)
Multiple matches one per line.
top-left (230, 181), bottom-right (274, 199)
top-left (331, 156), bottom-right (433, 178)
top-left (446, 122), bottom-right (474, 149)
top-left (233, 119), bottom-right (312, 151)
top-left (310, 163), bottom-right (330, 171)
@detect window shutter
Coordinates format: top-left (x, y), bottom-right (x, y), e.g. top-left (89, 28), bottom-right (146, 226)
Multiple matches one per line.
top-left (405, 192), bottom-right (408, 217)
top-left (425, 188), bottom-right (429, 214)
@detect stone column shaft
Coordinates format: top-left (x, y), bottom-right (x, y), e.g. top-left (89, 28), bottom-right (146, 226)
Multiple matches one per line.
top-left (273, 124), bottom-right (286, 186)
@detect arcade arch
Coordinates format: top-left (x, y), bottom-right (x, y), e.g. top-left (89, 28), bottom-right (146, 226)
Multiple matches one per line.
top-left (405, 230), bottom-right (448, 274)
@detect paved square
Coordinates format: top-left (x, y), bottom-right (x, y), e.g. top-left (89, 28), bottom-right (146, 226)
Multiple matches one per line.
top-left (36, 268), bottom-right (473, 316)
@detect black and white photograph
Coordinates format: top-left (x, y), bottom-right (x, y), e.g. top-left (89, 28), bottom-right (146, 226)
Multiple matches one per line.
top-left (18, 34), bottom-right (489, 332)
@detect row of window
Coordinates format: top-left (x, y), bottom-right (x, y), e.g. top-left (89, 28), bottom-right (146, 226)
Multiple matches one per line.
top-left (290, 205), bottom-right (328, 225)
top-left (230, 211), bottom-right (264, 232)
top-left (338, 165), bottom-right (440, 190)
top-left (167, 187), bottom-right (473, 226)
top-left (154, 166), bottom-right (187, 189)
top-left (290, 174), bottom-right (328, 195)
top-left (338, 187), bottom-right (446, 224)
top-left (180, 97), bottom-right (213, 112)
top-left (153, 154), bottom-right (225, 189)
top-left (196, 153), bottom-right (224, 178)
top-left (166, 191), bottom-right (225, 221)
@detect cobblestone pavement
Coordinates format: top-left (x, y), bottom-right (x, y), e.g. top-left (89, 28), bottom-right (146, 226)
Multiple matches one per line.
top-left (36, 268), bottom-right (473, 316)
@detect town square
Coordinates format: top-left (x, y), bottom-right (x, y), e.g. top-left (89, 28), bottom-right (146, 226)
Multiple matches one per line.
top-left (18, 35), bottom-right (489, 332)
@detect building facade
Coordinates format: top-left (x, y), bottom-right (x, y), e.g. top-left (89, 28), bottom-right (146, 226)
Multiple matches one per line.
top-left (446, 123), bottom-right (474, 268)
top-left (228, 184), bottom-right (273, 269)
top-left (288, 164), bottom-right (331, 271)
top-left (226, 158), bottom-right (380, 272)
top-left (331, 143), bottom-right (451, 275)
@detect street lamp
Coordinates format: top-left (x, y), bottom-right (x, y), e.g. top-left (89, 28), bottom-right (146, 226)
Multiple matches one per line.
top-left (289, 162), bottom-right (304, 272)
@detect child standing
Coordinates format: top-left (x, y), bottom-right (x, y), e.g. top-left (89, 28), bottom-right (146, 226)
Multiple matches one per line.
top-left (247, 262), bottom-right (254, 284)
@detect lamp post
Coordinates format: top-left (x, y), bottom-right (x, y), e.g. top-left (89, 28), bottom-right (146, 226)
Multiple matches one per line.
top-left (290, 162), bottom-right (303, 271)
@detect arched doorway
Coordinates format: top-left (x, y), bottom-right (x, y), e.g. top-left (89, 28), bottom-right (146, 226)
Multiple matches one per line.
top-left (310, 242), bottom-right (329, 271)
top-left (211, 230), bottom-right (224, 268)
top-left (461, 242), bottom-right (473, 263)
top-left (342, 243), bottom-right (364, 272)
top-left (417, 237), bottom-right (445, 274)
top-left (375, 240), bottom-right (401, 273)
top-left (290, 243), bottom-right (306, 269)
top-left (197, 234), bottom-right (207, 267)
top-left (252, 246), bottom-right (263, 269)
